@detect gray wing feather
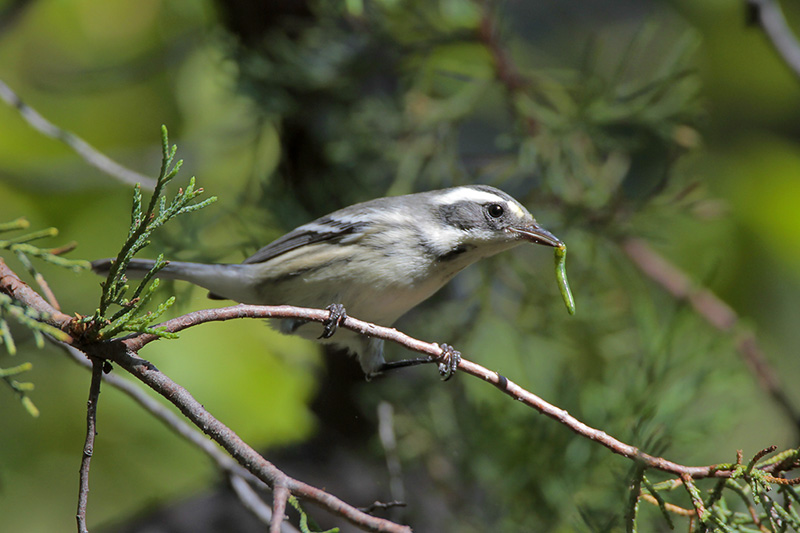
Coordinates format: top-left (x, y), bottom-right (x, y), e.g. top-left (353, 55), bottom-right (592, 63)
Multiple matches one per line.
top-left (242, 216), bottom-right (368, 264)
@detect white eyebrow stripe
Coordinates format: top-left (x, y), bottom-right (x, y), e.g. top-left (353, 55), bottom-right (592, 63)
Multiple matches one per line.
top-left (506, 202), bottom-right (524, 217)
top-left (434, 188), bottom-right (509, 206)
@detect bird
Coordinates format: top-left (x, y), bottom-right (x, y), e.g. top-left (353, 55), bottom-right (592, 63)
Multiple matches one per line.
top-left (92, 185), bottom-right (563, 379)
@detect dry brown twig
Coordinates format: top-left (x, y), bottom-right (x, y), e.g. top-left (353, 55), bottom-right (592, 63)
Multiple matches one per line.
top-left (76, 358), bottom-right (103, 533)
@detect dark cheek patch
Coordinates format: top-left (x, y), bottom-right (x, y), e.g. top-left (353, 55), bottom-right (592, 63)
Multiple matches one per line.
top-left (438, 202), bottom-right (484, 230)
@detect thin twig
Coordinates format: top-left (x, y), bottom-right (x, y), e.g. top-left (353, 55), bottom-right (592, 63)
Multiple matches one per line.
top-left (377, 402), bottom-right (405, 515)
top-left (680, 473), bottom-right (708, 525)
top-left (76, 357), bottom-right (103, 533)
top-left (33, 270), bottom-right (60, 310)
top-left (360, 501), bottom-right (408, 514)
top-left (14, 250), bottom-right (62, 310)
top-left (0, 79), bottom-right (156, 189)
top-left (228, 474), bottom-right (301, 533)
top-left (622, 238), bottom-right (800, 433)
top-left (60, 343), bottom-right (289, 527)
top-left (0, 258), bottom-right (73, 332)
top-left (748, 0), bottom-right (800, 81)
top-left (639, 494), bottom-right (695, 517)
top-left (61, 344), bottom-right (241, 471)
top-left (271, 485), bottom-right (289, 533)
top-left (103, 341), bottom-right (411, 533)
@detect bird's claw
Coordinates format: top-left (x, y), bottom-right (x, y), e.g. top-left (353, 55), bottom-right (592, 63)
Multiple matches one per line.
top-left (319, 303), bottom-right (347, 339)
top-left (437, 343), bottom-right (461, 381)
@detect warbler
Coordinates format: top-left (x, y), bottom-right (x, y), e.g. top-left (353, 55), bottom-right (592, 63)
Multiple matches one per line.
top-left (92, 185), bottom-right (563, 379)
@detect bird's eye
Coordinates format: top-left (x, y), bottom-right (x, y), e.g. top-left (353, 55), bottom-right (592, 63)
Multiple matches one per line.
top-left (487, 204), bottom-right (504, 218)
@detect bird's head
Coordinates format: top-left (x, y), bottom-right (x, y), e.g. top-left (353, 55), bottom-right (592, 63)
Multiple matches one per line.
top-left (430, 185), bottom-right (562, 258)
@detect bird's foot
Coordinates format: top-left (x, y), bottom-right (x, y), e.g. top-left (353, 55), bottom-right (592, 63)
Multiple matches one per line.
top-left (436, 343), bottom-right (461, 381)
top-left (369, 343), bottom-right (461, 381)
top-left (319, 303), bottom-right (347, 339)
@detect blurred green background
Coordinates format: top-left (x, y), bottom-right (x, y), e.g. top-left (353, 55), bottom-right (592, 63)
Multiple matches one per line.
top-left (2, 0), bottom-right (800, 531)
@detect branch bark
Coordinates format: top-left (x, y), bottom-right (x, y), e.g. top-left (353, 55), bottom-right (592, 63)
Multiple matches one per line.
top-left (94, 339), bottom-right (409, 533)
top-left (61, 343), bottom-right (293, 530)
top-left (76, 357), bottom-right (103, 533)
top-left (118, 302), bottom-right (765, 479)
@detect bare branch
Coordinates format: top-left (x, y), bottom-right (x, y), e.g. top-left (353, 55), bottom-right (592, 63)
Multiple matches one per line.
top-left (271, 485), bottom-right (289, 533)
top-left (377, 402), bottom-right (405, 512)
top-left (622, 237), bottom-right (800, 433)
top-left (63, 352), bottom-right (313, 531)
top-left (121, 303), bottom-right (738, 479)
top-left (61, 343), bottom-right (298, 529)
top-left (748, 0), bottom-right (800, 80)
top-left (0, 79), bottom-right (157, 189)
top-left (228, 474), bottom-right (300, 533)
top-left (76, 357), bottom-right (103, 533)
top-left (100, 340), bottom-right (410, 533)
top-left (640, 493), bottom-right (695, 517)
top-left (0, 257), bottom-right (73, 331)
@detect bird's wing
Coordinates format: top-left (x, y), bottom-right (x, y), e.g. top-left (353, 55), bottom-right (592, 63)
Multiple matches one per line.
top-left (242, 216), bottom-right (368, 265)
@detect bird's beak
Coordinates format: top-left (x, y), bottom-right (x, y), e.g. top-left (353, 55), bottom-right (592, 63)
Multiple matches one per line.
top-left (509, 223), bottom-right (563, 248)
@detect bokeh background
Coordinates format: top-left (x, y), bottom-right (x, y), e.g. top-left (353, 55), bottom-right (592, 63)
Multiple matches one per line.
top-left (2, 0), bottom-right (800, 531)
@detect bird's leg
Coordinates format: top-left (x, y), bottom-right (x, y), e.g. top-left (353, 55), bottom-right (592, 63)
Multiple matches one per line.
top-left (376, 356), bottom-right (435, 374)
top-left (373, 343), bottom-right (461, 381)
top-left (319, 303), bottom-right (347, 339)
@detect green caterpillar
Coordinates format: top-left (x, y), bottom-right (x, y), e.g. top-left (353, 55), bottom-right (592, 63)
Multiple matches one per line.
top-left (555, 244), bottom-right (575, 315)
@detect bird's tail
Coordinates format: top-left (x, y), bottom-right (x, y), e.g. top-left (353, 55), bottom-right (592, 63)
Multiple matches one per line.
top-left (91, 258), bottom-right (165, 279)
top-left (91, 258), bottom-right (260, 303)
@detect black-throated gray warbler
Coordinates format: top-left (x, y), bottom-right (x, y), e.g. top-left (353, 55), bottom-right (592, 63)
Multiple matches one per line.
top-left (93, 185), bottom-right (563, 379)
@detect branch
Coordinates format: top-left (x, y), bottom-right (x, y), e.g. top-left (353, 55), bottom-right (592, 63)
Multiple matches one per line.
top-left (0, 78), bottom-right (157, 189)
top-left (621, 238), bottom-right (800, 433)
top-left (377, 402), bottom-right (405, 512)
top-left (60, 343), bottom-right (293, 530)
top-left (0, 257), bottom-right (73, 331)
top-left (97, 340), bottom-right (410, 533)
top-left (229, 474), bottom-right (299, 533)
top-left (123, 304), bottom-right (744, 479)
top-left (76, 357), bottom-right (103, 533)
top-left (748, 0), bottom-right (800, 80)
top-left (271, 485), bottom-right (290, 533)
top-left (1, 258), bottom-right (409, 532)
